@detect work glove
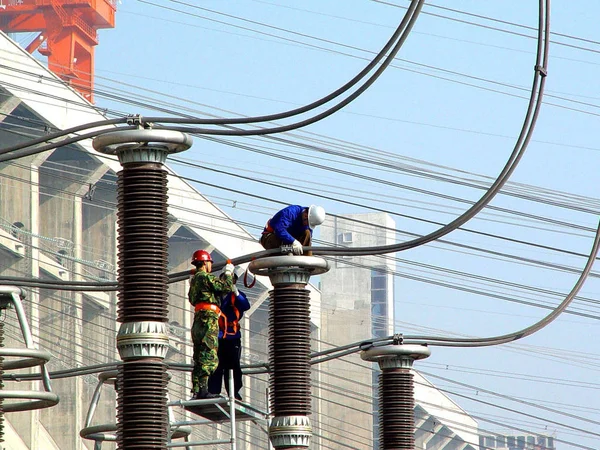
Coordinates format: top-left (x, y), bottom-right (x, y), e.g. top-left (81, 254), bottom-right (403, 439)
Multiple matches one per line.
top-left (223, 263), bottom-right (234, 276)
top-left (232, 285), bottom-right (239, 296)
top-left (291, 239), bottom-right (304, 255)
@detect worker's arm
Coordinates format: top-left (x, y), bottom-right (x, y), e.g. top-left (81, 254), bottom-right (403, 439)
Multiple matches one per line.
top-left (270, 206), bottom-right (301, 244)
top-left (234, 291), bottom-right (250, 312)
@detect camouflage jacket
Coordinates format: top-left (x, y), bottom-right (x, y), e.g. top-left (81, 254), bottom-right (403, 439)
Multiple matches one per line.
top-left (188, 270), bottom-right (234, 307)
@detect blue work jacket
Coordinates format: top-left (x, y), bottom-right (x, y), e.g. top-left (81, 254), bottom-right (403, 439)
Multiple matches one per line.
top-left (218, 290), bottom-right (250, 340)
top-left (264, 205), bottom-right (312, 245)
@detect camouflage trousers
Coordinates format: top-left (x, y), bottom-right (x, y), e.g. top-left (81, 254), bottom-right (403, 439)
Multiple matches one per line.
top-left (191, 310), bottom-right (219, 392)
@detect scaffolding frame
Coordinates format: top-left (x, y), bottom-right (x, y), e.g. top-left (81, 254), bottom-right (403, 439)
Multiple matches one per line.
top-left (168, 370), bottom-right (269, 449)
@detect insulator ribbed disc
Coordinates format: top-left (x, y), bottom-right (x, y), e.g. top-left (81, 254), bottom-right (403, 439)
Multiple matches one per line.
top-left (269, 287), bottom-right (311, 416)
top-left (379, 369), bottom-right (414, 450)
top-left (116, 361), bottom-right (168, 449)
top-left (116, 165), bottom-right (169, 323)
top-left (0, 321), bottom-right (4, 442)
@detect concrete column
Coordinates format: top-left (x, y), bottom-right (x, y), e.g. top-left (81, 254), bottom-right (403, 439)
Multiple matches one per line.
top-left (72, 195), bottom-right (85, 449)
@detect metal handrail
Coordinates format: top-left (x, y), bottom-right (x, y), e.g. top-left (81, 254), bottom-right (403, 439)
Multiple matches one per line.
top-left (0, 286), bottom-right (59, 412)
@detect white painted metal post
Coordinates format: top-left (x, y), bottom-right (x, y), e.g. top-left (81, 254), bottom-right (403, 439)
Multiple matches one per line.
top-left (228, 369), bottom-right (236, 450)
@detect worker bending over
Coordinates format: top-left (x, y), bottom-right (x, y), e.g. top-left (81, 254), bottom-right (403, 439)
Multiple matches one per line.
top-left (260, 204), bottom-right (326, 256)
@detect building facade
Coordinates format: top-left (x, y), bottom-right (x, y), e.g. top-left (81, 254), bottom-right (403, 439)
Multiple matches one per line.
top-left (479, 433), bottom-right (556, 450)
top-left (0, 30), bottom-right (326, 449)
top-left (319, 212), bottom-right (480, 449)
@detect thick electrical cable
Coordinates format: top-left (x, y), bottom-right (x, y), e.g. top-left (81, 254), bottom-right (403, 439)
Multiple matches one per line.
top-left (141, 0), bottom-right (422, 126)
top-left (152, 3), bottom-right (423, 137)
top-left (399, 214), bottom-right (600, 347)
top-left (300, 213), bottom-right (599, 353)
top-left (0, 0), bottom-right (422, 157)
top-left (304, 0), bottom-right (550, 257)
top-left (0, 126), bottom-right (138, 163)
top-left (0, 117), bottom-right (128, 156)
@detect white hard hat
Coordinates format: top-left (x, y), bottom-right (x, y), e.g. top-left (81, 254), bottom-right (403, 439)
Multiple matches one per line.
top-left (307, 205), bottom-right (326, 228)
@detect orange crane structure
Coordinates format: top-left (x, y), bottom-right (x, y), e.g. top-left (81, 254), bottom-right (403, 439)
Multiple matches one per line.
top-left (0, 0), bottom-right (117, 103)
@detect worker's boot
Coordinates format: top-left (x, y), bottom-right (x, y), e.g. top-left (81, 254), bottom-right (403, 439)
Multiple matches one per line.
top-left (193, 387), bottom-right (220, 400)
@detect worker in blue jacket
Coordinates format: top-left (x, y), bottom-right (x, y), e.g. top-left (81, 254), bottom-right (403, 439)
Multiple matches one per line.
top-left (260, 204), bottom-right (326, 256)
top-left (208, 268), bottom-right (251, 401)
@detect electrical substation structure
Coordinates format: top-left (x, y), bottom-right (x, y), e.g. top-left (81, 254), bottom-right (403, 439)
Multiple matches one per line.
top-left (92, 128), bottom-right (192, 449)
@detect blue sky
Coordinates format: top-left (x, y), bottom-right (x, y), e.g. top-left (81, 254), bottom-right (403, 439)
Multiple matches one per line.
top-left (85, 1), bottom-right (600, 448)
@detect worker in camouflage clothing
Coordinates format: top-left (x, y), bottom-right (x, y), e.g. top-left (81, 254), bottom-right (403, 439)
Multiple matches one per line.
top-left (188, 249), bottom-right (234, 399)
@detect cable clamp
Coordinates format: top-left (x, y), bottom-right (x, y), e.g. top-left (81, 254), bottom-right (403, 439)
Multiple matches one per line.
top-left (280, 245), bottom-right (293, 255)
top-left (534, 65), bottom-right (548, 77)
top-left (392, 333), bottom-right (404, 345)
top-left (126, 114), bottom-right (143, 126)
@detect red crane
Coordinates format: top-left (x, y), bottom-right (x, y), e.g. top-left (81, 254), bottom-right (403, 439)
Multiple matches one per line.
top-left (0, 0), bottom-right (117, 103)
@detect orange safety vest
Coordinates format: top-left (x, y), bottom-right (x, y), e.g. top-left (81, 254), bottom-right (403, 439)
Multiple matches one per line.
top-left (218, 293), bottom-right (242, 339)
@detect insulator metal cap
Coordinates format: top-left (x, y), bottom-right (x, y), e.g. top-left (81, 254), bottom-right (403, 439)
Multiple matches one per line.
top-left (249, 256), bottom-right (329, 286)
top-left (93, 129), bottom-right (192, 164)
top-left (116, 321), bottom-right (170, 360)
top-left (269, 415), bottom-right (312, 448)
top-left (361, 344), bottom-right (431, 369)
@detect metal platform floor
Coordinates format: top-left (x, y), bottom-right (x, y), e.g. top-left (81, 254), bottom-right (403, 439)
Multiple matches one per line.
top-left (173, 396), bottom-right (269, 423)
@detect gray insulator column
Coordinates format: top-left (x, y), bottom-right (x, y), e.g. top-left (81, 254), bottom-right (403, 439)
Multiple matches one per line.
top-left (93, 129), bottom-right (192, 450)
top-left (0, 320), bottom-right (4, 442)
top-left (249, 256), bottom-right (329, 449)
top-left (361, 344), bottom-right (430, 450)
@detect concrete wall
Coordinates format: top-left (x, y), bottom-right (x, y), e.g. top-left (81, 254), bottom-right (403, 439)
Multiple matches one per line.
top-left (318, 212), bottom-right (397, 449)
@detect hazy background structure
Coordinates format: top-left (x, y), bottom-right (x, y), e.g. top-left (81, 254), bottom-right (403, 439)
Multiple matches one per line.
top-left (320, 213), bottom-right (480, 450)
top-left (0, 30), bottom-right (488, 449)
top-left (0, 31), bottom-right (277, 448)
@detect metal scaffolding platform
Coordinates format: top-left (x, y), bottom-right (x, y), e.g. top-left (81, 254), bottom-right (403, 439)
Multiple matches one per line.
top-left (176, 397), bottom-right (268, 423)
top-left (166, 372), bottom-right (269, 449)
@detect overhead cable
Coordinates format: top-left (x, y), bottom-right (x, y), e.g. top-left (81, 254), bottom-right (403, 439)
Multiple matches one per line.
top-left (142, 0), bottom-right (423, 127)
top-left (0, 0), bottom-right (424, 155)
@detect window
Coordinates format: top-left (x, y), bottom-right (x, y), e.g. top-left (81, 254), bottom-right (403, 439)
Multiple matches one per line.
top-left (507, 436), bottom-right (516, 447)
top-left (337, 232), bottom-right (353, 244)
top-left (485, 436), bottom-right (496, 448)
top-left (11, 221), bottom-right (24, 238)
top-left (496, 436), bottom-right (506, 447)
top-left (516, 436), bottom-right (525, 448)
top-left (82, 299), bottom-right (111, 365)
top-left (372, 276), bottom-right (386, 290)
top-left (56, 249), bottom-right (68, 266)
top-left (371, 268), bottom-right (388, 337)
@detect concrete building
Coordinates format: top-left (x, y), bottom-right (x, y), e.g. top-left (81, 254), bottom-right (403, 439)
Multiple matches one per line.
top-left (318, 212), bottom-right (396, 448)
top-left (0, 27), bottom-right (484, 449)
top-left (0, 30), bottom-right (326, 449)
top-left (319, 212), bottom-right (479, 449)
top-left (479, 432), bottom-right (556, 450)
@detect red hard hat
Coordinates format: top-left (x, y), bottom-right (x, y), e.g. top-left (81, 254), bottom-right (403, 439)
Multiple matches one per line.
top-left (192, 250), bottom-right (212, 265)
